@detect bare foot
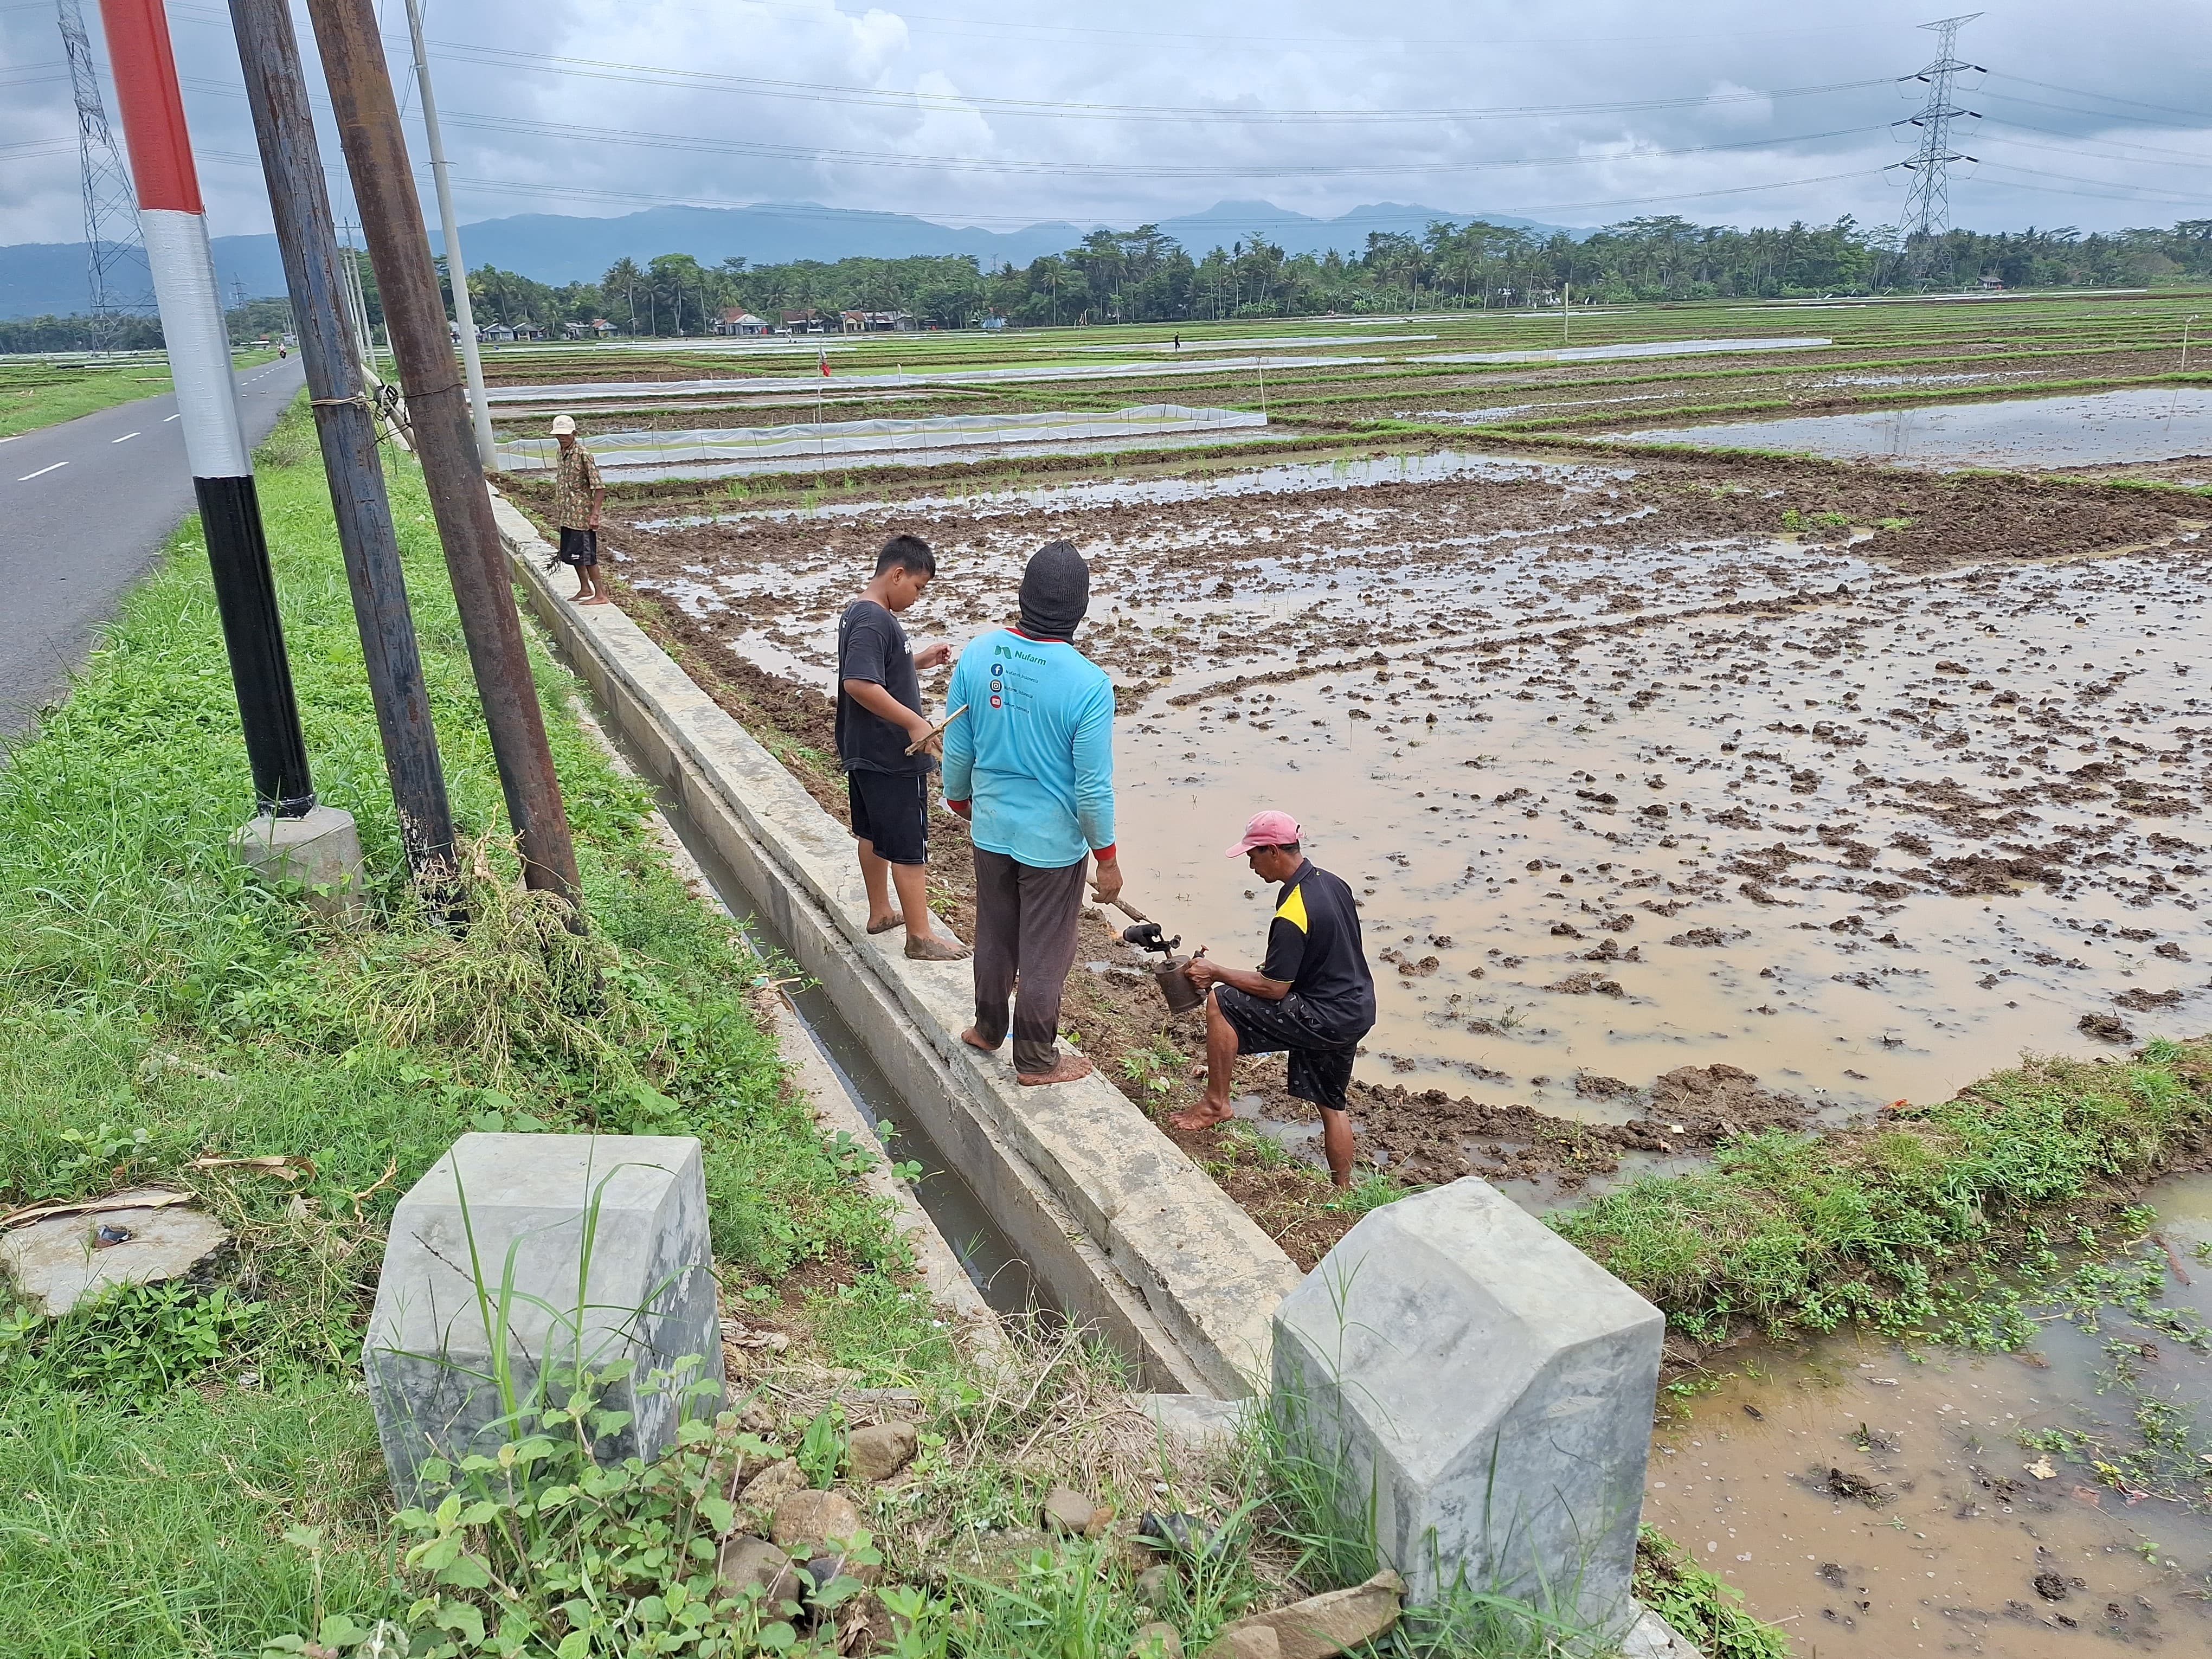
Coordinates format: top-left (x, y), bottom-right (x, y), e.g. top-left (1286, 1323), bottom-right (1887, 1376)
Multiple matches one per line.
top-left (865, 911), bottom-right (904, 935)
top-left (1018, 1055), bottom-right (1095, 1086)
top-left (904, 933), bottom-right (969, 962)
top-left (1167, 1100), bottom-right (1234, 1132)
top-left (580, 594), bottom-right (612, 607)
top-left (960, 1027), bottom-right (1002, 1053)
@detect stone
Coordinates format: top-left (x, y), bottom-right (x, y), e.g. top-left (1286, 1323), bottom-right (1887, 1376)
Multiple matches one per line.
top-left (1140, 1393), bottom-right (1252, 1452)
top-left (1621, 1606), bottom-right (1708, 1658)
top-left (716, 1534), bottom-right (801, 1610)
top-left (1199, 1626), bottom-right (1279, 1659)
top-left (847, 1420), bottom-right (918, 1482)
top-left (1206, 1572), bottom-right (1404, 1659)
top-left (741, 1457), bottom-right (806, 1515)
top-left (362, 1133), bottom-right (723, 1503)
top-left (1271, 1178), bottom-right (1663, 1634)
top-left (770, 1488), bottom-right (864, 1552)
top-left (1042, 1487), bottom-right (1097, 1535)
top-left (0, 1191), bottom-right (228, 1316)
top-left (230, 805), bottom-right (366, 919)
top-left (1135, 1562), bottom-right (1179, 1605)
top-left (1129, 1621), bottom-right (1184, 1659)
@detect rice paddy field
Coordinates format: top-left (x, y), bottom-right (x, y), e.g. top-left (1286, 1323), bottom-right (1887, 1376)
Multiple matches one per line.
top-left (500, 287), bottom-right (2212, 1198)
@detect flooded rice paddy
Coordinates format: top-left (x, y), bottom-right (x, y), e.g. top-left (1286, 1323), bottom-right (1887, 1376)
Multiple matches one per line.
top-left (1621, 388), bottom-right (2212, 471)
top-left (612, 444), bottom-right (2212, 1153)
top-left (1645, 1174), bottom-right (2212, 1656)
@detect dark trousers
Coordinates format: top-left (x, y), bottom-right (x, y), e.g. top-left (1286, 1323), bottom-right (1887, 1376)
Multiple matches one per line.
top-left (971, 847), bottom-right (1089, 1076)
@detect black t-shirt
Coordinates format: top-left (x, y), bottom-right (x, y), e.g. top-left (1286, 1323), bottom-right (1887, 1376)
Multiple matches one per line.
top-left (835, 599), bottom-right (930, 775)
top-left (1259, 860), bottom-right (1376, 1035)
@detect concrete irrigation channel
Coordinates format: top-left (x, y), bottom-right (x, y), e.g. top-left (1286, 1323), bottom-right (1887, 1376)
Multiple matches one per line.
top-left (490, 295), bottom-right (2212, 1643)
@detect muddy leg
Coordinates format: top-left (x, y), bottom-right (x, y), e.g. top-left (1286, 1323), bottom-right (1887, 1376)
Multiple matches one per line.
top-left (1320, 1109), bottom-right (1354, 1189)
top-left (1169, 991), bottom-right (1238, 1130)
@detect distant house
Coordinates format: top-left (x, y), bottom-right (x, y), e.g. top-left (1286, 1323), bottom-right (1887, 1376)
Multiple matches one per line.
top-left (842, 310), bottom-right (915, 333)
top-left (1977, 274), bottom-right (2005, 291)
top-left (479, 321), bottom-right (517, 343)
top-left (716, 308), bottom-right (773, 336)
top-left (562, 321), bottom-right (589, 339)
top-left (976, 314), bottom-right (1006, 332)
top-left (589, 318), bottom-right (618, 337)
top-left (780, 308), bottom-right (827, 333)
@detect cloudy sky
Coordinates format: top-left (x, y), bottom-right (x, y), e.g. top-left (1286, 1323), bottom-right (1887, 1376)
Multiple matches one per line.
top-left (2, 0), bottom-right (2207, 247)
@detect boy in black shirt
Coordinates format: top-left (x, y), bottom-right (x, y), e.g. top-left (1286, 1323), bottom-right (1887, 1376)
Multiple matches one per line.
top-left (837, 536), bottom-right (967, 961)
top-left (1174, 809), bottom-right (1375, 1187)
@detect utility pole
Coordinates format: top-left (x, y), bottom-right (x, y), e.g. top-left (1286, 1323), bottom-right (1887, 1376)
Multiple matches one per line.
top-left (57, 0), bottom-right (150, 349)
top-left (95, 1), bottom-right (334, 843)
top-left (304, 0), bottom-right (581, 909)
top-left (1891, 13), bottom-right (1984, 286)
top-left (402, 0), bottom-right (495, 470)
top-left (229, 0), bottom-right (457, 892)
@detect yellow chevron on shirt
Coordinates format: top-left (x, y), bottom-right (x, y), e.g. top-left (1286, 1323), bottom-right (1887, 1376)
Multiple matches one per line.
top-left (1275, 885), bottom-right (1308, 932)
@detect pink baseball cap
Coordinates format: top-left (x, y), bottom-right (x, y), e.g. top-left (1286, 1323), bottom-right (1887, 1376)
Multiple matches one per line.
top-left (1226, 809), bottom-right (1301, 857)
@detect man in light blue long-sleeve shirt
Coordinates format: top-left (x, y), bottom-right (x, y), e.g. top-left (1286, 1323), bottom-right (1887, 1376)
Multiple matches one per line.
top-left (942, 541), bottom-right (1123, 1084)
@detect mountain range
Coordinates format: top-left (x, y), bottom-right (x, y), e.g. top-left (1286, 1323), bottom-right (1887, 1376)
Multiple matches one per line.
top-left (0, 198), bottom-right (1568, 319)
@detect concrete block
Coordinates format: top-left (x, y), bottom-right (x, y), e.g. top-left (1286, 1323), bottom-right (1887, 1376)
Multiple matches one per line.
top-left (363, 1133), bottom-right (723, 1501)
top-left (1270, 1178), bottom-right (1663, 1633)
top-left (232, 805), bottom-right (365, 919)
top-left (0, 1189), bottom-right (228, 1315)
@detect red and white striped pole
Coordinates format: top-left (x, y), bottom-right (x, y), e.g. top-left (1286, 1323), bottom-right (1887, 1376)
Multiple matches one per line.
top-left (99, 0), bottom-right (316, 820)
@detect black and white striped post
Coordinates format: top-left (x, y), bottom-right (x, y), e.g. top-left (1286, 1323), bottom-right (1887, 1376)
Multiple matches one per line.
top-left (99, 0), bottom-right (362, 908)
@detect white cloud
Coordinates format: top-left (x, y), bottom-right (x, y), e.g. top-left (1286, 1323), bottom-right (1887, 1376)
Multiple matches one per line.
top-left (1, 0), bottom-right (2207, 251)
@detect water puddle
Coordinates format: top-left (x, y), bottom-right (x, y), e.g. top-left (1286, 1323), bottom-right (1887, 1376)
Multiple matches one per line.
top-left (494, 404), bottom-right (1263, 478)
top-left (484, 353), bottom-right (1383, 405)
top-left (1643, 1173), bottom-right (2212, 1656)
top-left (1412, 336), bottom-right (1831, 366)
top-left (1618, 389), bottom-right (2212, 470)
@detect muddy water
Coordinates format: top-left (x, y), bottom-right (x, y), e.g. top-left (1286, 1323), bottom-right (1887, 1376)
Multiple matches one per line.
top-left (1620, 389), bottom-right (2212, 470)
top-left (613, 446), bottom-right (2212, 1150)
top-left (1643, 1174), bottom-right (2212, 1656)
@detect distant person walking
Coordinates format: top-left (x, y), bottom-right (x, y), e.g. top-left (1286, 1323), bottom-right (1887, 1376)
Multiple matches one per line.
top-left (837, 535), bottom-right (967, 962)
top-left (550, 414), bottom-right (608, 606)
top-left (942, 541), bottom-right (1121, 1085)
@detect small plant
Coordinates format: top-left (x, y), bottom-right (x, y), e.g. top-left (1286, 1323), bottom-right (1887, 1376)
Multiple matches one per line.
top-left (1632, 1527), bottom-right (1788, 1659)
top-left (798, 1404), bottom-right (848, 1489)
top-left (2, 1281), bottom-right (262, 1408)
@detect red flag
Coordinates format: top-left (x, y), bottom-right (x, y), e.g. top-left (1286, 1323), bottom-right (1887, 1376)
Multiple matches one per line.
top-left (819, 348), bottom-right (831, 377)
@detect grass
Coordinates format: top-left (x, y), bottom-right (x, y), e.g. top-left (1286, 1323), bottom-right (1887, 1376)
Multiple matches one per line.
top-left (0, 352), bottom-right (276, 440)
top-left (0, 396), bottom-right (930, 1658)
top-left (1553, 1038), bottom-right (2212, 1344)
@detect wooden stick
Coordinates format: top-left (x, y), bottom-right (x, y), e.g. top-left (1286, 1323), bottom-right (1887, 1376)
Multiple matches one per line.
top-left (905, 702), bottom-right (968, 755)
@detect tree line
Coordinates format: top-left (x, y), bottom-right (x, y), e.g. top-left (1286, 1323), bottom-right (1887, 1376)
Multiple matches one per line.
top-left (438, 216), bottom-right (2212, 335)
top-left (8, 215), bottom-right (2210, 351)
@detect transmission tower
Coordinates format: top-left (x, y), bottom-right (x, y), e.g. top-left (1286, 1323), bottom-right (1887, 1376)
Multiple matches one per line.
top-left (1889, 12), bottom-right (1985, 283)
top-left (57, 0), bottom-right (151, 344)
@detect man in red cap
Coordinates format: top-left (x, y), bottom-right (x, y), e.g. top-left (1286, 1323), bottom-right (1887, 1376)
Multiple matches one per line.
top-left (1171, 811), bottom-right (1375, 1188)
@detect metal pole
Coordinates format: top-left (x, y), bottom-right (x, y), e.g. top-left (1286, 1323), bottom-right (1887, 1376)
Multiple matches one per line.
top-left (402, 0), bottom-right (496, 472)
top-left (305, 0), bottom-right (581, 908)
top-left (229, 0), bottom-right (456, 890)
top-left (98, 0), bottom-right (314, 819)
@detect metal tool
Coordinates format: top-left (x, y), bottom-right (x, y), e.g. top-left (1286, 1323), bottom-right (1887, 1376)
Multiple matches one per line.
top-left (1103, 897), bottom-right (1208, 1015)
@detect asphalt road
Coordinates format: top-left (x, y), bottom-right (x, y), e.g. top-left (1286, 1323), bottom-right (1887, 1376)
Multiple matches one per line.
top-left (0, 355), bottom-right (307, 737)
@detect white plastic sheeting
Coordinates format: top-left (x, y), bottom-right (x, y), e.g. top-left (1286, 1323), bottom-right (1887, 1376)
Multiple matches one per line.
top-left (1410, 336), bottom-right (1830, 366)
top-left (486, 355), bottom-right (1378, 404)
top-left (497, 403), bottom-right (1265, 474)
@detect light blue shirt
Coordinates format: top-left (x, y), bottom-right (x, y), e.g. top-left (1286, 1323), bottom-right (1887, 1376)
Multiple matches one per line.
top-left (942, 628), bottom-right (1115, 869)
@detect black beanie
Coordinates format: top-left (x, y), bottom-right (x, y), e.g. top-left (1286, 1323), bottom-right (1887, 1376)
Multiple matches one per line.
top-left (1018, 539), bottom-right (1089, 641)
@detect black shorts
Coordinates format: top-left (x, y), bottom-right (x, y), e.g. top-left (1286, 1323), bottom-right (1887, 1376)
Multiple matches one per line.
top-left (847, 769), bottom-right (929, 865)
top-left (557, 526), bottom-right (599, 567)
top-left (1214, 985), bottom-right (1367, 1114)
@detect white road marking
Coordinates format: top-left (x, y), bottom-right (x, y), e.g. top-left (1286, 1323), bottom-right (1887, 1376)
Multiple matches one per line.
top-left (163, 413), bottom-right (181, 421)
top-left (17, 461), bottom-right (69, 481)
top-left (0, 434), bottom-right (18, 443)
top-left (111, 431), bottom-right (140, 443)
